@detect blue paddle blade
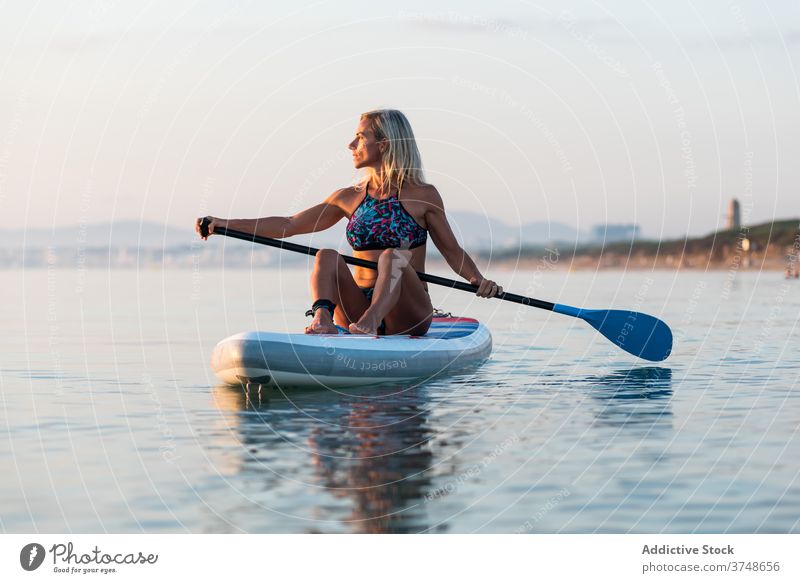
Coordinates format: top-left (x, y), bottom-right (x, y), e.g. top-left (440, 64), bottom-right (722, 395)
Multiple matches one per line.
top-left (553, 304), bottom-right (673, 361)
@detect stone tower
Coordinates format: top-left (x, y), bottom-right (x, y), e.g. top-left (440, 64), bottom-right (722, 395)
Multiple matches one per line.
top-left (727, 198), bottom-right (741, 230)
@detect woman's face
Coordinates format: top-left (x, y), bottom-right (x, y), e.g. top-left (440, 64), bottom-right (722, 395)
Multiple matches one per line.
top-left (348, 119), bottom-right (384, 169)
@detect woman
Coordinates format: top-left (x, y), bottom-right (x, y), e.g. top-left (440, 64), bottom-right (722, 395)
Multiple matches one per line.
top-left (196, 109), bottom-right (502, 336)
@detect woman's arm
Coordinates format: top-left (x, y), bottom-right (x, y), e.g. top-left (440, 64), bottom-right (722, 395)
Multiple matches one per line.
top-left (196, 189), bottom-right (347, 240)
top-left (423, 186), bottom-right (503, 298)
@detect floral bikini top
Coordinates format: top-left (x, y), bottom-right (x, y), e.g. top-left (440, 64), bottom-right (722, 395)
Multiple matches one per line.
top-left (345, 183), bottom-right (428, 251)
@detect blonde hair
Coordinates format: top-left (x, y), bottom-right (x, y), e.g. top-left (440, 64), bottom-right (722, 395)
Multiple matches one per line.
top-left (359, 109), bottom-right (425, 193)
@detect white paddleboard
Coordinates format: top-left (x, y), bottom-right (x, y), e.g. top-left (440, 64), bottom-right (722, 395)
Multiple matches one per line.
top-left (211, 316), bottom-right (492, 388)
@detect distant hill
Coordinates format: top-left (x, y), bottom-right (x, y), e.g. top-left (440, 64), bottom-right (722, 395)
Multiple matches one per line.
top-left (0, 220), bottom-right (194, 250)
top-left (581, 218), bottom-right (800, 258)
top-left (4, 214), bottom-right (582, 268)
top-left (486, 218), bottom-right (800, 270)
top-left (7, 217), bottom-right (796, 269)
top-left (6, 212), bottom-right (584, 252)
top-left (446, 211), bottom-right (583, 247)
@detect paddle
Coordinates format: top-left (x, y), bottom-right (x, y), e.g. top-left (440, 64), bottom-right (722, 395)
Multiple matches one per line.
top-left (199, 218), bottom-right (673, 361)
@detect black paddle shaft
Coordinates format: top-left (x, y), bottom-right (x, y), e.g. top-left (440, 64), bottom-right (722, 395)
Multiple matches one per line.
top-left (199, 218), bottom-right (555, 311)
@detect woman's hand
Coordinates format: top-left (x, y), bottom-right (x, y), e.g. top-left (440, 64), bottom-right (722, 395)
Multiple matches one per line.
top-left (470, 276), bottom-right (503, 298)
top-left (195, 216), bottom-right (227, 240)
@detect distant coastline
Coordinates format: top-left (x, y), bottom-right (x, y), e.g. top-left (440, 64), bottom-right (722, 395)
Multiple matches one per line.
top-left (5, 218), bottom-right (799, 272)
top-left (475, 219), bottom-right (800, 272)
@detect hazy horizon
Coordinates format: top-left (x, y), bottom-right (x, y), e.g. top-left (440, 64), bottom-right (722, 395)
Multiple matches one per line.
top-left (2, 0), bottom-right (798, 240)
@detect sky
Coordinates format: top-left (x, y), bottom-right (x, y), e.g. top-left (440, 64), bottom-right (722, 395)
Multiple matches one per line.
top-left (1, 0), bottom-right (798, 239)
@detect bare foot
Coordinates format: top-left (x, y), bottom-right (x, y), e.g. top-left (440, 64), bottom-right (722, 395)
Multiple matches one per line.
top-left (304, 311), bottom-right (339, 334)
top-left (348, 313), bottom-right (381, 336)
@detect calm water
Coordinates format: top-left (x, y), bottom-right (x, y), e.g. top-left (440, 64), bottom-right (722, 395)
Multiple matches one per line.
top-left (2, 267), bottom-right (798, 533)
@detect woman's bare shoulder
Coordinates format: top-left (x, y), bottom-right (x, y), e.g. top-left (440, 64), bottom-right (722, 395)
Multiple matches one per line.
top-left (405, 183), bottom-right (443, 209)
top-left (327, 185), bottom-right (362, 203)
top-left (326, 186), bottom-right (366, 216)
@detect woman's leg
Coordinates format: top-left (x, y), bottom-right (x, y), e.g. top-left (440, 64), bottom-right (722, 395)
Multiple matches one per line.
top-left (349, 249), bottom-right (433, 336)
top-left (306, 249), bottom-right (370, 334)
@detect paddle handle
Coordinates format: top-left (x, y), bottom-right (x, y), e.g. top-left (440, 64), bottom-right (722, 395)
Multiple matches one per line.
top-left (199, 218), bottom-right (555, 311)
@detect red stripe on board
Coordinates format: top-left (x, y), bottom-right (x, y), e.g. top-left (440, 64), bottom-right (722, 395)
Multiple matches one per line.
top-left (432, 317), bottom-right (479, 324)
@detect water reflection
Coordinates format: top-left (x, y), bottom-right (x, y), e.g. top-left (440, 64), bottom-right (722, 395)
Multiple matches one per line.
top-left (584, 367), bottom-right (674, 429)
top-left (212, 383), bottom-right (434, 533)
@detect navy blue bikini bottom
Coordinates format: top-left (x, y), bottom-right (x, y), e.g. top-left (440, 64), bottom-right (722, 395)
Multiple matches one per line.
top-left (359, 286), bottom-right (387, 335)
